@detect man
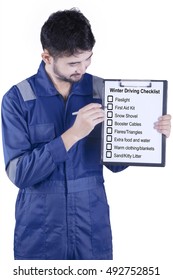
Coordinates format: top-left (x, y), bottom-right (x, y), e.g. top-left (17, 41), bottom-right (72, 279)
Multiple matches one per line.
top-left (1, 8), bottom-right (171, 260)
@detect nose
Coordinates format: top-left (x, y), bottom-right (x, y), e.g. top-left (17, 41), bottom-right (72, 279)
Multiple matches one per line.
top-left (77, 62), bottom-right (88, 74)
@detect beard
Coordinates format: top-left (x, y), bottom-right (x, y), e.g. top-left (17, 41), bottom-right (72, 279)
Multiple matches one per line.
top-left (53, 64), bottom-right (83, 83)
top-left (60, 73), bottom-right (83, 83)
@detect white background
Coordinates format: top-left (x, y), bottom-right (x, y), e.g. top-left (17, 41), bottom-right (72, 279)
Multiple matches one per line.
top-left (0, 0), bottom-right (172, 279)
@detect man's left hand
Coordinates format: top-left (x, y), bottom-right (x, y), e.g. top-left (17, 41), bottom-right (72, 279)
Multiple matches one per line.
top-left (154, 114), bottom-right (171, 137)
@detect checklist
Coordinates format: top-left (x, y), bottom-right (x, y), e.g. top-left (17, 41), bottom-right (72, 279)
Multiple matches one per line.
top-left (101, 79), bottom-right (167, 166)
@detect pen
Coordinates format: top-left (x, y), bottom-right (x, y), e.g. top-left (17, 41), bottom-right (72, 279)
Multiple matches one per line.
top-left (72, 106), bottom-right (107, 115)
top-left (72, 111), bottom-right (78, 115)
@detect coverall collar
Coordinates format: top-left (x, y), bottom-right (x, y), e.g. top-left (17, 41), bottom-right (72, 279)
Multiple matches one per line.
top-left (35, 61), bottom-right (92, 98)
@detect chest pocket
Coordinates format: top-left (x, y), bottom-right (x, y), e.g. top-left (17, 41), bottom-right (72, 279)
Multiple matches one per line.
top-left (29, 123), bottom-right (55, 144)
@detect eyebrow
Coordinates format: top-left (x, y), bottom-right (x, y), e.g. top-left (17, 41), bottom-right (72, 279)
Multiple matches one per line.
top-left (68, 53), bottom-right (93, 64)
top-left (86, 53), bottom-right (93, 60)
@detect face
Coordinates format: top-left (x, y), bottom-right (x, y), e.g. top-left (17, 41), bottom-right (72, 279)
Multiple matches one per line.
top-left (47, 50), bottom-right (93, 83)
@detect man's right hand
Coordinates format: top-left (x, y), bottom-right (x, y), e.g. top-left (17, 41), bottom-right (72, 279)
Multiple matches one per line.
top-left (61, 103), bottom-right (105, 151)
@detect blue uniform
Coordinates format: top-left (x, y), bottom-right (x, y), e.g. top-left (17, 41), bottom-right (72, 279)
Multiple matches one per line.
top-left (1, 61), bottom-right (127, 260)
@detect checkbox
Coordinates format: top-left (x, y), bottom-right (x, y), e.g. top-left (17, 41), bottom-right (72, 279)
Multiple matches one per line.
top-left (107, 103), bottom-right (113, 110)
top-left (107, 127), bottom-right (112, 134)
top-left (107, 111), bottom-right (113, 118)
top-left (106, 143), bottom-right (112, 150)
top-left (106, 135), bottom-right (112, 142)
top-left (106, 151), bottom-right (112, 158)
top-left (107, 95), bottom-right (113, 102)
top-left (107, 119), bottom-right (113, 126)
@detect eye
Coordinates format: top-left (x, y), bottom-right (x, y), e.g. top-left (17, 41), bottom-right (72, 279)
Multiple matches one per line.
top-left (69, 62), bottom-right (79, 67)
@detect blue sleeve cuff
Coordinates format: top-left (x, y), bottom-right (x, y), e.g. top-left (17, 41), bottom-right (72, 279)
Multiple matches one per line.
top-left (46, 136), bottom-right (69, 164)
top-left (105, 164), bottom-right (129, 173)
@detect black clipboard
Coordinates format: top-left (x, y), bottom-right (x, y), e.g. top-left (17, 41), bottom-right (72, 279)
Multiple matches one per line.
top-left (101, 79), bottom-right (167, 167)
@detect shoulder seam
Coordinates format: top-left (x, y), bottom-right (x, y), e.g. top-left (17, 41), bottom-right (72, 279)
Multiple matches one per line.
top-left (93, 75), bottom-right (104, 99)
top-left (16, 80), bottom-right (36, 101)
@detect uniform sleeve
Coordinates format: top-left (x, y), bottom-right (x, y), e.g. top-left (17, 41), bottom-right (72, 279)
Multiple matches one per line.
top-left (1, 90), bottom-right (68, 189)
top-left (104, 164), bottom-right (129, 173)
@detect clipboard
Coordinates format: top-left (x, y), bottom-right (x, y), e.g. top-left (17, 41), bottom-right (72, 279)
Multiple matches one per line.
top-left (101, 79), bottom-right (167, 167)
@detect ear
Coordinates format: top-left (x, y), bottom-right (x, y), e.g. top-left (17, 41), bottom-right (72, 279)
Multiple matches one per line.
top-left (41, 49), bottom-right (52, 64)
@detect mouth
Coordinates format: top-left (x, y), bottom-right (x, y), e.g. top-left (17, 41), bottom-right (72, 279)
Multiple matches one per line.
top-left (71, 74), bottom-right (83, 80)
top-left (72, 73), bottom-right (81, 77)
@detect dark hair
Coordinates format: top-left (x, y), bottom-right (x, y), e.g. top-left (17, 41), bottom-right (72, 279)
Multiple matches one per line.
top-left (40, 8), bottom-right (95, 58)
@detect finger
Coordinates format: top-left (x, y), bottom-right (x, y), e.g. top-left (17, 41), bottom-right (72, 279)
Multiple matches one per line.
top-left (93, 116), bottom-right (105, 126)
top-left (156, 129), bottom-right (170, 138)
top-left (154, 120), bottom-right (171, 128)
top-left (80, 103), bottom-right (102, 113)
top-left (158, 114), bottom-right (172, 121)
top-left (80, 108), bottom-right (105, 120)
top-left (154, 122), bottom-right (171, 128)
top-left (87, 108), bottom-right (105, 119)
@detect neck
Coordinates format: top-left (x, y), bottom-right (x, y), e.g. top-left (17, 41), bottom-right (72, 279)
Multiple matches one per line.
top-left (45, 65), bottom-right (72, 99)
top-left (54, 80), bottom-right (72, 99)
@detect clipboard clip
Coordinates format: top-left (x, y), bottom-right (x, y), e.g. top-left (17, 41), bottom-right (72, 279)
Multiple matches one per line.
top-left (119, 80), bottom-right (152, 88)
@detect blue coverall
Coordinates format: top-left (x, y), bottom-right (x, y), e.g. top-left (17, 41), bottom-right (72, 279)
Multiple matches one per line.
top-left (1, 61), bottom-right (127, 260)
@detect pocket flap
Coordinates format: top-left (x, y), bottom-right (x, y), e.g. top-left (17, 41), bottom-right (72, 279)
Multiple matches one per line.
top-left (29, 123), bottom-right (55, 143)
